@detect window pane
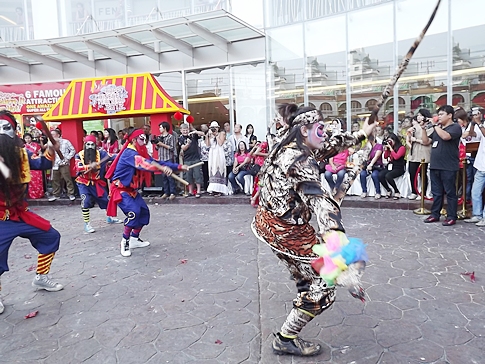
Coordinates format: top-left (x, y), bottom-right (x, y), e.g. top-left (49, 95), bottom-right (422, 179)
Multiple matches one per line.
top-left (397, 0), bottom-right (449, 120)
top-left (305, 15), bottom-right (346, 121)
top-left (451, 0), bottom-right (485, 111)
top-left (186, 67), bottom-right (231, 128)
top-left (267, 24), bottom-right (304, 112)
top-left (348, 3), bottom-right (394, 128)
top-left (233, 63), bottom-right (266, 143)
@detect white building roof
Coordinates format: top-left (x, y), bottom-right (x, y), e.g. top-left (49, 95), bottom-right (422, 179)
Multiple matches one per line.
top-left (0, 10), bottom-right (265, 83)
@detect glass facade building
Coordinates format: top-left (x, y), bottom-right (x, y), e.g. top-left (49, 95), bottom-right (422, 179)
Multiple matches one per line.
top-left (1, 0), bottom-right (484, 135)
top-left (265, 0), bottom-right (485, 131)
top-left (0, 0), bottom-right (235, 41)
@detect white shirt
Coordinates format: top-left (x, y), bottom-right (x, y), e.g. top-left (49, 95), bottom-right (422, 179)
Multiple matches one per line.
top-left (473, 130), bottom-right (485, 171)
top-left (229, 134), bottom-right (249, 153)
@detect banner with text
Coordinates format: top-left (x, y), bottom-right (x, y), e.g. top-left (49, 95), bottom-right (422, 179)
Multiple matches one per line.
top-left (0, 82), bottom-right (70, 114)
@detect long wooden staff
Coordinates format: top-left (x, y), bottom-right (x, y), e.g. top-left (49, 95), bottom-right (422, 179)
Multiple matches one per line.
top-left (83, 154), bottom-right (112, 174)
top-left (186, 161), bottom-right (204, 170)
top-left (333, 0), bottom-right (442, 205)
top-left (150, 161), bottom-right (189, 186)
top-left (367, 0), bottom-right (442, 125)
top-left (35, 116), bottom-right (64, 160)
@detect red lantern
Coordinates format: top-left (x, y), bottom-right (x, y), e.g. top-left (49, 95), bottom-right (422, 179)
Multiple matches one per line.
top-left (174, 111), bottom-right (183, 121)
top-left (186, 115), bottom-right (194, 124)
top-left (35, 122), bottom-right (43, 130)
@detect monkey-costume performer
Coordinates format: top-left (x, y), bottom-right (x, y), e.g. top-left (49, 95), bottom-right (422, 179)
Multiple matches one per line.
top-left (74, 135), bottom-right (122, 234)
top-left (252, 0), bottom-right (443, 355)
top-left (251, 105), bottom-right (375, 356)
top-left (0, 110), bottom-right (63, 315)
top-left (105, 129), bottom-right (185, 257)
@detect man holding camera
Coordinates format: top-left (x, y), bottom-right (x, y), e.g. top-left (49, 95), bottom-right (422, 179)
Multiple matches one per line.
top-left (153, 122), bottom-right (177, 200)
top-left (178, 123), bottom-right (204, 198)
top-left (421, 105), bottom-right (462, 226)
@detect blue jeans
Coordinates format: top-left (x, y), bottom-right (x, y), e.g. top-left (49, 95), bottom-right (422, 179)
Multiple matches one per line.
top-left (430, 169), bottom-right (458, 220)
top-left (161, 173), bottom-right (176, 195)
top-left (466, 158), bottom-right (476, 201)
top-left (228, 170), bottom-right (250, 192)
top-left (471, 170), bottom-right (485, 218)
top-left (360, 169), bottom-right (381, 194)
top-left (324, 170), bottom-right (346, 191)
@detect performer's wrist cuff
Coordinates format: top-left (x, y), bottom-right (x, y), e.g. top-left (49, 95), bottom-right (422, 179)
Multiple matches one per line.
top-left (44, 149), bottom-right (55, 162)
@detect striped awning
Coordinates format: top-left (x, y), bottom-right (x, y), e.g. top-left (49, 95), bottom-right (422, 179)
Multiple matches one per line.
top-left (42, 73), bottom-right (188, 121)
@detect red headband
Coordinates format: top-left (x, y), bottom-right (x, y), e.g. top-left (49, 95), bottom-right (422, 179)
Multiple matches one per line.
top-left (85, 135), bottom-right (97, 143)
top-left (127, 129), bottom-right (144, 142)
top-left (0, 115), bottom-right (16, 129)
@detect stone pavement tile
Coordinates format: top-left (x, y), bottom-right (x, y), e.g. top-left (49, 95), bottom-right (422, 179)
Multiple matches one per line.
top-left (1, 204), bottom-right (263, 363)
top-left (2, 205), bottom-right (485, 363)
top-left (259, 207), bottom-right (485, 363)
top-left (401, 308), bottom-right (429, 325)
top-left (446, 343), bottom-right (485, 364)
top-left (463, 317), bottom-right (485, 337)
top-left (375, 321), bottom-right (422, 348)
top-left (420, 320), bottom-right (473, 346)
top-left (389, 339), bottom-right (445, 362)
top-left (116, 344), bottom-right (158, 364)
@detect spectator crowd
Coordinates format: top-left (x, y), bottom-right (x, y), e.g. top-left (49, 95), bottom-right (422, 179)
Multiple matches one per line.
top-left (21, 103), bottom-right (485, 227)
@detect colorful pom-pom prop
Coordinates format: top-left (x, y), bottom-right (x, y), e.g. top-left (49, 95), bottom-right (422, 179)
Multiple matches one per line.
top-left (173, 111), bottom-right (183, 121)
top-left (311, 230), bottom-right (368, 289)
top-left (186, 115), bottom-right (194, 124)
top-left (310, 257), bottom-right (325, 274)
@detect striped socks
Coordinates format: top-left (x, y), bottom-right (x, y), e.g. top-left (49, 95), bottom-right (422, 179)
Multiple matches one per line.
top-left (82, 208), bottom-right (90, 223)
top-left (36, 253), bottom-right (55, 275)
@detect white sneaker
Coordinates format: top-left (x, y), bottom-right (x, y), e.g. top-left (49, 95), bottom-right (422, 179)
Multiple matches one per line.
top-left (374, 194), bottom-right (381, 200)
top-left (48, 196), bottom-right (58, 202)
top-left (84, 223), bottom-right (95, 233)
top-left (408, 193), bottom-right (418, 200)
top-left (129, 236), bottom-right (150, 249)
top-left (32, 274), bottom-right (64, 292)
top-left (476, 219), bottom-right (485, 227)
top-left (360, 193), bottom-right (367, 198)
top-left (106, 216), bottom-right (123, 224)
top-left (465, 216), bottom-right (481, 223)
top-left (120, 238), bottom-right (131, 257)
top-left (69, 195), bottom-right (76, 201)
top-left (0, 297), bottom-right (4, 314)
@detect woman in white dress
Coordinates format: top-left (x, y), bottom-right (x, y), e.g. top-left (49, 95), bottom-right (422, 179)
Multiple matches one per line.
top-left (206, 121), bottom-right (229, 196)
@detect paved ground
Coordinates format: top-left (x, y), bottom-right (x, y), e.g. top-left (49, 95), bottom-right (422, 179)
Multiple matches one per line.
top-left (0, 203), bottom-right (484, 363)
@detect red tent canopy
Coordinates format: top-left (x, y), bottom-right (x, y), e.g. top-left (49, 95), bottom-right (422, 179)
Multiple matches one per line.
top-left (43, 73), bottom-right (189, 122)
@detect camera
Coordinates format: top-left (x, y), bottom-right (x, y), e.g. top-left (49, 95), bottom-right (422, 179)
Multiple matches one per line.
top-left (210, 127), bottom-right (218, 132)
